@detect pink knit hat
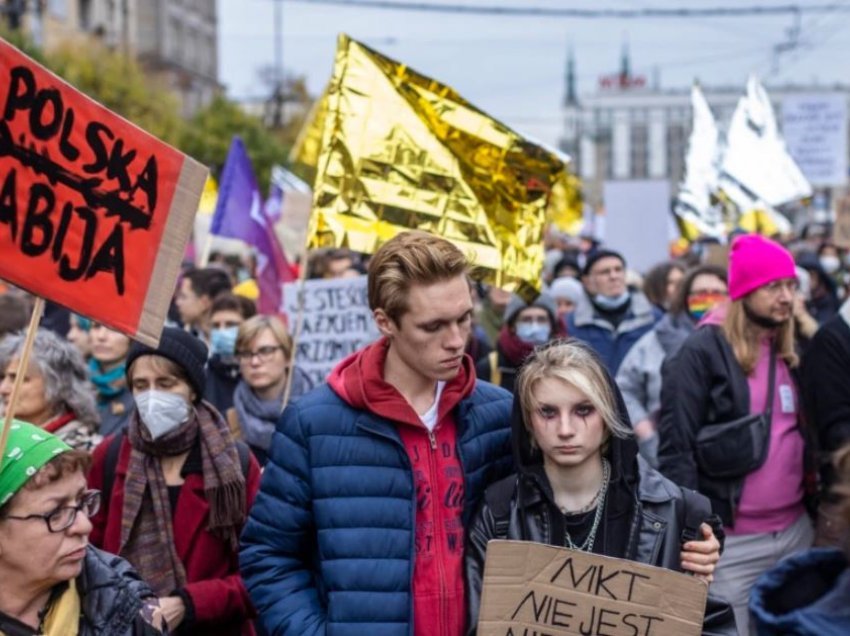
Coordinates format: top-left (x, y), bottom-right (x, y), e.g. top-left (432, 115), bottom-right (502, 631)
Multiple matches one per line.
top-left (728, 234), bottom-right (797, 300)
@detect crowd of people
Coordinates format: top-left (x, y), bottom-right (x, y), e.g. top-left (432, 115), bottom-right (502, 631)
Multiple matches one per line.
top-left (0, 226), bottom-right (849, 635)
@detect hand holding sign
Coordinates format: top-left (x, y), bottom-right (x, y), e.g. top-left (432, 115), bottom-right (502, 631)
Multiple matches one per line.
top-left (478, 541), bottom-right (709, 636)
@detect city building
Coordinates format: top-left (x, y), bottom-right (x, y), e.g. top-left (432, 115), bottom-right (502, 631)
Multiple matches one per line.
top-left (18, 0), bottom-right (219, 116)
top-left (560, 47), bottom-right (850, 209)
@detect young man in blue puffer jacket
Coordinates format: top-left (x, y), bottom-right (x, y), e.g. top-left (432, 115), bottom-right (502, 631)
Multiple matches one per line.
top-left (239, 232), bottom-right (514, 636)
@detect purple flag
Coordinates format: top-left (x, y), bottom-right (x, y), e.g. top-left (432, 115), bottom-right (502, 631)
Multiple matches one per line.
top-left (211, 137), bottom-right (294, 314)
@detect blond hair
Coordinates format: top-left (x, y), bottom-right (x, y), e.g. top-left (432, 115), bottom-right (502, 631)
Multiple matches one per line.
top-left (367, 231), bottom-right (468, 322)
top-left (516, 340), bottom-right (632, 443)
top-left (721, 300), bottom-right (798, 376)
top-left (236, 315), bottom-right (293, 361)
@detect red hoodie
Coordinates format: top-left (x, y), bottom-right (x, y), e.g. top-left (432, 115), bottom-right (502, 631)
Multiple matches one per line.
top-left (328, 338), bottom-right (475, 636)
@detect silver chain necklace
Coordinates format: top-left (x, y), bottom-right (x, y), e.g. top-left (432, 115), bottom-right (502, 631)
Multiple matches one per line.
top-left (563, 458), bottom-right (611, 553)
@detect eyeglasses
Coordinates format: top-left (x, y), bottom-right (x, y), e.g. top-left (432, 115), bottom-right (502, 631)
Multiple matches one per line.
top-left (236, 345), bottom-right (284, 363)
top-left (3, 489), bottom-right (101, 533)
top-left (761, 279), bottom-right (800, 295)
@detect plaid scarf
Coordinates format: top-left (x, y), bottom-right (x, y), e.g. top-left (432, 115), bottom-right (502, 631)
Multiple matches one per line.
top-left (119, 400), bottom-right (246, 596)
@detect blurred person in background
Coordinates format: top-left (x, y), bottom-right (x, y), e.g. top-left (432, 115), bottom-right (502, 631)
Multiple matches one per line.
top-left (0, 421), bottom-right (164, 635)
top-left (616, 265), bottom-right (727, 467)
top-left (67, 315), bottom-right (93, 361)
top-left (476, 285), bottom-right (512, 345)
top-left (567, 249), bottom-right (661, 374)
top-left (0, 329), bottom-right (101, 451)
top-left (205, 294), bottom-right (257, 414)
top-left (0, 293), bottom-right (31, 343)
top-left (643, 261), bottom-right (686, 313)
top-left (548, 276), bottom-right (584, 324)
top-left (228, 315), bottom-right (309, 466)
top-left (88, 327), bottom-right (260, 635)
top-left (475, 294), bottom-right (560, 393)
top-left (88, 323), bottom-right (134, 437)
top-left (175, 268), bottom-right (233, 342)
top-left (797, 252), bottom-right (840, 325)
top-left (552, 253), bottom-right (582, 280)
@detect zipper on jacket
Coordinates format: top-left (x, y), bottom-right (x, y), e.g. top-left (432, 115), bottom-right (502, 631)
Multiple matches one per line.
top-left (427, 428), bottom-right (449, 635)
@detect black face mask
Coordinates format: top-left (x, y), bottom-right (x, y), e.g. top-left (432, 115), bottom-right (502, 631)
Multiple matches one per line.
top-left (743, 301), bottom-right (785, 330)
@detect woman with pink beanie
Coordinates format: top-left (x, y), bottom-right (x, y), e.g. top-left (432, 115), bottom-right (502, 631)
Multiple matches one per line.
top-left (658, 234), bottom-right (817, 635)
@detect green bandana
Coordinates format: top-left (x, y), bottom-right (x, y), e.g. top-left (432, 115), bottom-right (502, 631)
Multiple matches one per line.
top-left (0, 420), bottom-right (71, 506)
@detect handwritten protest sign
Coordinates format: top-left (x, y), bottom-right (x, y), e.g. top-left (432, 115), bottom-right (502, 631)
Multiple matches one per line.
top-left (478, 541), bottom-right (708, 636)
top-left (283, 275), bottom-right (381, 388)
top-left (782, 94), bottom-right (848, 187)
top-left (0, 38), bottom-right (207, 346)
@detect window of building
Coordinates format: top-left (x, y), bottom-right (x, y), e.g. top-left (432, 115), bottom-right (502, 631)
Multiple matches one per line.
top-left (630, 124), bottom-right (649, 179)
top-left (78, 0), bottom-right (92, 30)
top-left (667, 124), bottom-right (686, 183)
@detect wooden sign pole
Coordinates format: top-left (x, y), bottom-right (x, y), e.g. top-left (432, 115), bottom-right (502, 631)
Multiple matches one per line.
top-left (281, 250), bottom-right (310, 412)
top-left (0, 296), bottom-right (45, 460)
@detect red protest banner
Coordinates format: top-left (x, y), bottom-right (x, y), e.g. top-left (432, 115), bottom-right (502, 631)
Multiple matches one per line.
top-left (0, 38), bottom-right (207, 346)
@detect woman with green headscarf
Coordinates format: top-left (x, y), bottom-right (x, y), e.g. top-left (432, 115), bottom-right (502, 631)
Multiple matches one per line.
top-left (0, 420), bottom-right (164, 636)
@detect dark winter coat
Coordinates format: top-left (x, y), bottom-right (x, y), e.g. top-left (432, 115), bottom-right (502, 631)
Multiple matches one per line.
top-left (88, 435), bottom-right (262, 635)
top-left (801, 306), bottom-right (850, 490)
top-left (238, 380), bottom-right (514, 636)
top-left (657, 324), bottom-right (816, 527)
top-left (0, 547), bottom-right (162, 636)
top-left (464, 360), bottom-right (736, 636)
top-left (750, 547), bottom-right (850, 635)
top-left (77, 547), bottom-right (162, 635)
top-left (97, 388), bottom-right (134, 438)
top-left (204, 354), bottom-right (241, 414)
top-left (566, 291), bottom-right (661, 374)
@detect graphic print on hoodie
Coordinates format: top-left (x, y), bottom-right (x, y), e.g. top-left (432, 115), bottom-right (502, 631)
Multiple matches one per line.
top-left (328, 338), bottom-right (476, 636)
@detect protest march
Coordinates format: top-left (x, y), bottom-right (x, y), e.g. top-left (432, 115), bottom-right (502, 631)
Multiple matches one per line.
top-left (1, 5), bottom-right (850, 636)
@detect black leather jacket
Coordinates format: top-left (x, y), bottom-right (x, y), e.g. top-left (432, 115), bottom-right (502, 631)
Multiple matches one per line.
top-left (464, 353), bottom-right (736, 636)
top-left (77, 547), bottom-right (162, 636)
top-left (658, 324), bottom-right (816, 526)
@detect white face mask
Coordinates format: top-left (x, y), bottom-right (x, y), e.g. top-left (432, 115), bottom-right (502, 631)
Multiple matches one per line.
top-left (820, 255), bottom-right (841, 275)
top-left (134, 390), bottom-right (191, 440)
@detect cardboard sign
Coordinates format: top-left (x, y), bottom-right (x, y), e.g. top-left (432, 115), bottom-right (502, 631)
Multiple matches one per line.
top-left (478, 541), bottom-right (708, 636)
top-left (782, 94), bottom-right (849, 188)
top-left (283, 275), bottom-right (381, 388)
top-left (833, 195), bottom-right (850, 250)
top-left (0, 38), bottom-right (207, 346)
top-left (602, 180), bottom-right (672, 274)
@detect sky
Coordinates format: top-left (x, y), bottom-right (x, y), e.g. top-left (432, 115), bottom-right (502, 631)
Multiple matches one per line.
top-left (218, 0), bottom-right (850, 147)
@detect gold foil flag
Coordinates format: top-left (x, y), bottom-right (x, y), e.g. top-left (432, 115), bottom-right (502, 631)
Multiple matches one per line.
top-left (307, 34), bottom-right (564, 298)
top-left (547, 168), bottom-right (583, 235)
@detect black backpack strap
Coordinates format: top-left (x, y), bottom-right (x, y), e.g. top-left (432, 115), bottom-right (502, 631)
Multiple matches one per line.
top-left (679, 486), bottom-right (725, 551)
top-left (484, 476), bottom-right (518, 540)
top-left (102, 430), bottom-right (125, 502)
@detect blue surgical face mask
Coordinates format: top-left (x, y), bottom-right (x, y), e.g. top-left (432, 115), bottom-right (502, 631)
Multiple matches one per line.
top-left (593, 291), bottom-right (630, 310)
top-left (209, 326), bottom-right (239, 357)
top-left (516, 322), bottom-right (551, 345)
